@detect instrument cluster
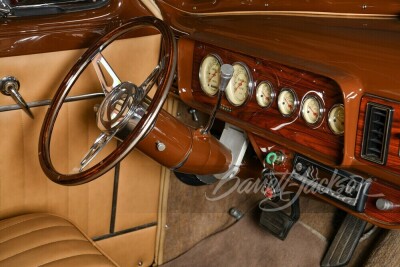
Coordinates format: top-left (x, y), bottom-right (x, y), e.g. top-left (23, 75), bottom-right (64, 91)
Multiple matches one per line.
top-left (198, 53), bottom-right (344, 136)
top-left (187, 41), bottom-right (344, 163)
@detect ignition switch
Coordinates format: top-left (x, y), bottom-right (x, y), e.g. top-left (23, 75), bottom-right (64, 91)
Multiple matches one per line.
top-left (265, 151), bottom-right (286, 166)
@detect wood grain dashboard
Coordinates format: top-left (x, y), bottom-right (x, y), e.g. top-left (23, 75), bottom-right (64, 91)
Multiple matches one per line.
top-left (159, 0), bottom-right (400, 15)
top-left (178, 37), bottom-right (400, 229)
top-left (181, 40), bottom-right (344, 164)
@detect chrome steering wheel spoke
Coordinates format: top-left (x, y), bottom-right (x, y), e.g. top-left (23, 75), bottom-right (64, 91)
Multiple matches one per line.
top-left (92, 53), bottom-right (121, 94)
top-left (137, 55), bottom-right (166, 101)
top-left (79, 131), bottom-right (116, 172)
top-left (79, 82), bottom-right (143, 172)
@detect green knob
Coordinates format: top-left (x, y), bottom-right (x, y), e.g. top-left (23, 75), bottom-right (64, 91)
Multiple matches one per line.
top-left (266, 152), bottom-right (278, 165)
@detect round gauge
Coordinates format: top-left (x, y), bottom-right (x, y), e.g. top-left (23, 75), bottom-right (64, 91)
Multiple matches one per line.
top-left (199, 54), bottom-right (222, 96)
top-left (225, 62), bottom-right (253, 106)
top-left (256, 81), bottom-right (275, 108)
top-left (277, 88), bottom-right (298, 117)
top-left (328, 104), bottom-right (345, 135)
top-left (301, 95), bottom-right (324, 126)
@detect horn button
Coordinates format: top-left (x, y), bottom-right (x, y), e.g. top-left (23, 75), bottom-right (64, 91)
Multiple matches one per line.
top-left (97, 82), bottom-right (146, 134)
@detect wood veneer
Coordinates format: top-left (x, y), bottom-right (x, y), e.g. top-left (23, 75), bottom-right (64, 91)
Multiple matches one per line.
top-left (0, 0), bottom-right (154, 57)
top-left (159, 0), bottom-right (400, 16)
top-left (190, 42), bottom-right (344, 163)
top-left (355, 95), bottom-right (400, 175)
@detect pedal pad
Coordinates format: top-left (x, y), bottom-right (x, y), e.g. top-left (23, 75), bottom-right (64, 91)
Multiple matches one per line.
top-left (259, 195), bottom-right (300, 240)
top-left (321, 214), bottom-right (367, 267)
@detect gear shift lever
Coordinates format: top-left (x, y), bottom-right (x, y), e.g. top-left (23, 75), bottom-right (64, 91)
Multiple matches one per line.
top-left (202, 64), bottom-right (234, 134)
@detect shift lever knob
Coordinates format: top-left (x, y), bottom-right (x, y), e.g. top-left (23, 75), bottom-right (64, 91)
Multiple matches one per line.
top-left (202, 64), bottom-right (234, 134)
top-left (219, 64), bottom-right (234, 92)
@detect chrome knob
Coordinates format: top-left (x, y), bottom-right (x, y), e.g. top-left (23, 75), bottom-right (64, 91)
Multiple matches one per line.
top-left (295, 162), bottom-right (304, 172)
top-left (219, 64), bottom-right (234, 92)
top-left (156, 141), bottom-right (166, 152)
top-left (0, 76), bottom-right (34, 119)
top-left (376, 198), bottom-right (397, 211)
top-left (202, 64), bottom-right (234, 134)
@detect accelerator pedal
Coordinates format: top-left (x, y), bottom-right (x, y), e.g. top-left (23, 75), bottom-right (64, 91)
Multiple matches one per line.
top-left (321, 214), bottom-right (367, 267)
top-left (259, 194), bottom-right (300, 240)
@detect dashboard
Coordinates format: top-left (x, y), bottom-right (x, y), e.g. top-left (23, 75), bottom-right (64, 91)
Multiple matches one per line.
top-left (177, 37), bottom-right (400, 229)
top-left (155, 0), bottom-right (400, 230)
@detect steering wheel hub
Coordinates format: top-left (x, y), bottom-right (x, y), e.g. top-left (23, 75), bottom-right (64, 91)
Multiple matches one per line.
top-left (97, 82), bottom-right (143, 133)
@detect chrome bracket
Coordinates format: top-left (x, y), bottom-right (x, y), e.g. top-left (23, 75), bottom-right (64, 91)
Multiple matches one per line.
top-left (214, 123), bottom-right (248, 180)
top-left (0, 76), bottom-right (34, 118)
top-left (0, 1), bottom-right (10, 17)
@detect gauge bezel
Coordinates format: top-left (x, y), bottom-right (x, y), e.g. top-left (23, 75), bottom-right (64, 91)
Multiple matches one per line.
top-left (301, 94), bottom-right (325, 127)
top-left (328, 104), bottom-right (345, 135)
top-left (277, 88), bottom-right (299, 117)
top-left (225, 61), bottom-right (254, 107)
top-left (199, 53), bottom-right (223, 97)
top-left (256, 81), bottom-right (275, 108)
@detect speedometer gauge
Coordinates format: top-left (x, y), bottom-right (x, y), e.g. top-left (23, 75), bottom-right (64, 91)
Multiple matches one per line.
top-left (328, 104), bottom-right (345, 135)
top-left (199, 54), bottom-right (222, 96)
top-left (277, 88), bottom-right (298, 117)
top-left (256, 81), bottom-right (275, 108)
top-left (225, 62), bottom-right (253, 106)
top-left (301, 95), bottom-right (324, 126)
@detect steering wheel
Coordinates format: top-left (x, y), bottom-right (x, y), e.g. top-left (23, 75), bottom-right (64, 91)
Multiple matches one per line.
top-left (39, 17), bottom-right (176, 185)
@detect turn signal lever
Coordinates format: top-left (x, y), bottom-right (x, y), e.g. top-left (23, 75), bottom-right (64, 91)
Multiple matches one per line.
top-left (202, 64), bottom-right (234, 134)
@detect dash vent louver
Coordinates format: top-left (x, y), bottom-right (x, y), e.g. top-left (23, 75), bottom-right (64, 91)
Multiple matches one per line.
top-left (361, 102), bottom-right (393, 165)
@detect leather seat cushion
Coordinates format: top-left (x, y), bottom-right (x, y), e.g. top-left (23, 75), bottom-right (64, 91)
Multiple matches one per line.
top-left (0, 214), bottom-right (117, 266)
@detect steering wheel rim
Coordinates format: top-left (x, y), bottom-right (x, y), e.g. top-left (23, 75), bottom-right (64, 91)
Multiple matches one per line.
top-left (39, 16), bottom-right (176, 185)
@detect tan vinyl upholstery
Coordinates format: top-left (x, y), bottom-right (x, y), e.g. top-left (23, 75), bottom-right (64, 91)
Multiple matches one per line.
top-left (0, 35), bottom-right (163, 265)
top-left (0, 35), bottom-right (162, 238)
top-left (0, 214), bottom-right (118, 267)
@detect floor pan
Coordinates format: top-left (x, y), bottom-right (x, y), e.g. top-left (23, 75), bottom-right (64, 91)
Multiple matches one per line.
top-left (162, 209), bottom-right (328, 267)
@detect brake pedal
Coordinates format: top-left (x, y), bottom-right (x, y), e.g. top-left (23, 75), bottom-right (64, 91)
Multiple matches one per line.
top-left (259, 194), bottom-right (300, 240)
top-left (321, 214), bottom-right (367, 267)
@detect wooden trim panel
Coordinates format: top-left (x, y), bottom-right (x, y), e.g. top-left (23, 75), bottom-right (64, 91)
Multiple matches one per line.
top-left (158, 0), bottom-right (400, 16)
top-left (0, 0), bottom-right (155, 57)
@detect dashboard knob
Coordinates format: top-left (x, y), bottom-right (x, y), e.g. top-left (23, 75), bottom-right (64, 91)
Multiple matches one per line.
top-left (265, 151), bottom-right (286, 166)
top-left (295, 162), bottom-right (307, 173)
top-left (202, 64), bottom-right (233, 134)
top-left (219, 64), bottom-right (234, 92)
top-left (376, 198), bottom-right (398, 211)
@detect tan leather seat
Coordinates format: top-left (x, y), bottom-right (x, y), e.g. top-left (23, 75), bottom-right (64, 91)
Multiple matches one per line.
top-left (0, 214), bottom-right (117, 266)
